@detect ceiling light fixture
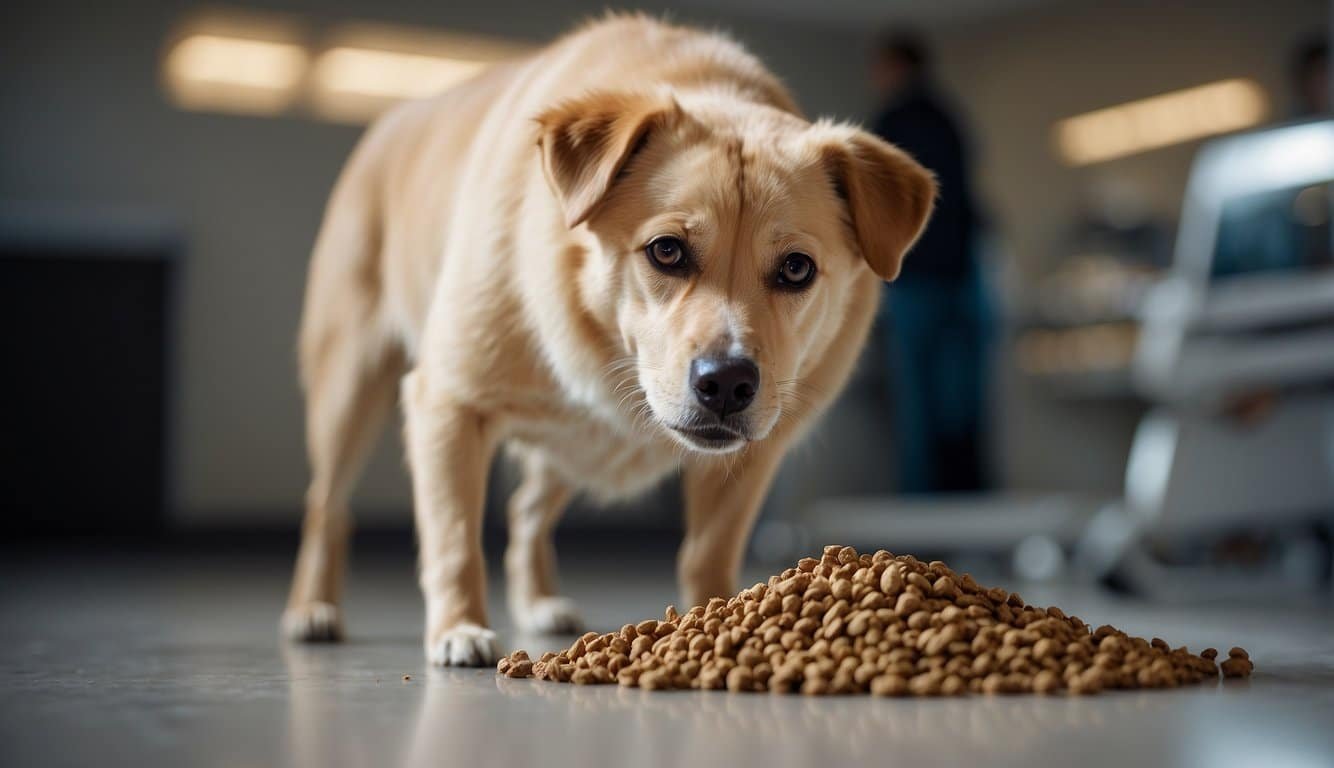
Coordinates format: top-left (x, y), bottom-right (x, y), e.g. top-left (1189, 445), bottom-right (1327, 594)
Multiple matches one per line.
top-left (1055, 79), bottom-right (1268, 166)
top-left (164, 34), bottom-right (308, 115)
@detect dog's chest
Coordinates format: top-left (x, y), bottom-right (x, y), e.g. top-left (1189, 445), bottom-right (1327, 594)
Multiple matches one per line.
top-left (504, 408), bottom-right (681, 500)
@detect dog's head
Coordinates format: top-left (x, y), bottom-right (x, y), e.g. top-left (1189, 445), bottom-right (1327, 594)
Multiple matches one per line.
top-left (536, 90), bottom-right (935, 454)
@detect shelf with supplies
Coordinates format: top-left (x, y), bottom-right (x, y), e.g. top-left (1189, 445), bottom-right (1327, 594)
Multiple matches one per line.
top-left (1010, 252), bottom-right (1163, 401)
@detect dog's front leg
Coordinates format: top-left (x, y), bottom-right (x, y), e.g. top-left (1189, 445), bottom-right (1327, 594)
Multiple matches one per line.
top-left (677, 445), bottom-right (788, 608)
top-left (402, 370), bottom-right (501, 666)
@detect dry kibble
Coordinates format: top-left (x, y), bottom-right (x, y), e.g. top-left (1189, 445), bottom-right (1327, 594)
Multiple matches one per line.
top-left (880, 564), bottom-right (904, 595)
top-left (775, 573), bottom-right (812, 597)
top-left (870, 674), bottom-right (908, 696)
top-left (908, 673), bottom-right (941, 696)
top-left (498, 546), bottom-right (1251, 696)
top-left (726, 665), bottom-right (754, 692)
top-left (1032, 669), bottom-right (1061, 694)
top-left (980, 672), bottom-right (1007, 694)
top-left (497, 649), bottom-right (535, 679)
top-left (630, 635), bottom-right (654, 659)
top-left (894, 592), bottom-right (922, 616)
top-left (1221, 656), bottom-right (1254, 678)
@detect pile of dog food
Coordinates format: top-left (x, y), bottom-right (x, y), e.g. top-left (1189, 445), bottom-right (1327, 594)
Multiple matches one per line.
top-left (497, 546), bottom-right (1253, 695)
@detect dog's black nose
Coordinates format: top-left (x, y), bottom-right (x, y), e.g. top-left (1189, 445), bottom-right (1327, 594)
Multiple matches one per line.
top-left (690, 356), bottom-right (759, 418)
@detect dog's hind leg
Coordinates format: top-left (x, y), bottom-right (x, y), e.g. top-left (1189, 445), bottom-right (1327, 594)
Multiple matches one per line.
top-left (283, 324), bottom-right (403, 642)
top-left (283, 177), bottom-right (404, 642)
top-left (504, 451), bottom-right (584, 635)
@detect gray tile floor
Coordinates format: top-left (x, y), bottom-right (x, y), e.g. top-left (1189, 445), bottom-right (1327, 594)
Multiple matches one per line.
top-left (2, 549), bottom-right (1333, 768)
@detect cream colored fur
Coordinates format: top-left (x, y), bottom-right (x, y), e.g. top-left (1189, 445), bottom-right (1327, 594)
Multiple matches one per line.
top-left (283, 14), bottom-right (935, 665)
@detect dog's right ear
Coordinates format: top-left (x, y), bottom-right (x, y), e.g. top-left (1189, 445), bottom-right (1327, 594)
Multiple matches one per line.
top-left (535, 90), bottom-right (681, 228)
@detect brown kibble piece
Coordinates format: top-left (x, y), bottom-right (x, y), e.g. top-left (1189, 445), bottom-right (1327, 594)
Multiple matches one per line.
top-left (870, 674), bottom-right (908, 696)
top-left (495, 546), bottom-right (1252, 697)
top-left (880, 564), bottom-right (904, 595)
top-left (1032, 670), bottom-right (1061, 694)
top-left (726, 666), bottom-right (754, 692)
top-left (775, 573), bottom-right (812, 597)
top-left (894, 592), bottom-right (922, 616)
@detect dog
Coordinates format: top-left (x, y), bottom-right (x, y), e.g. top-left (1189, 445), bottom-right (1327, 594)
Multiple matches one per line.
top-left (283, 14), bottom-right (934, 666)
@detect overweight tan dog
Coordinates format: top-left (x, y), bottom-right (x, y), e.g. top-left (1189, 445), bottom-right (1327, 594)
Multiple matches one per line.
top-left (283, 14), bottom-right (934, 666)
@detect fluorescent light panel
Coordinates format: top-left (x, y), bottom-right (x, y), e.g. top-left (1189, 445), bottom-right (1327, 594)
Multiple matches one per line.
top-left (308, 47), bottom-right (490, 123)
top-left (164, 34), bottom-right (307, 115)
top-left (308, 25), bottom-right (528, 123)
top-left (314, 48), bottom-right (487, 99)
top-left (162, 15), bottom-right (528, 122)
top-left (1056, 79), bottom-right (1268, 166)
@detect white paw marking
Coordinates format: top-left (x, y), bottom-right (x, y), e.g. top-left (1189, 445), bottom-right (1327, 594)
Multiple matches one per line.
top-left (514, 596), bottom-right (586, 635)
top-left (427, 624), bottom-right (502, 667)
top-left (282, 601), bottom-right (343, 642)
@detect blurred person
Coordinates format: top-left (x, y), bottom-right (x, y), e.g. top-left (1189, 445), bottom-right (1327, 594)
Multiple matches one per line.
top-left (870, 30), bottom-right (990, 494)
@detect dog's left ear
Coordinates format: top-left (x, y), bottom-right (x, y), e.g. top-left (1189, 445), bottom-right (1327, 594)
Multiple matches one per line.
top-left (535, 90), bottom-right (681, 228)
top-left (814, 123), bottom-right (937, 281)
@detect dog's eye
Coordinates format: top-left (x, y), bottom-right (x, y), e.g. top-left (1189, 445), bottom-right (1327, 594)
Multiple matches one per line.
top-left (776, 252), bottom-right (816, 289)
top-left (646, 236), bottom-right (689, 272)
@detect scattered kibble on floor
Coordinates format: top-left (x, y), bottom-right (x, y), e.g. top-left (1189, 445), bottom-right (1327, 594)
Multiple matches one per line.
top-left (496, 545), bottom-right (1252, 696)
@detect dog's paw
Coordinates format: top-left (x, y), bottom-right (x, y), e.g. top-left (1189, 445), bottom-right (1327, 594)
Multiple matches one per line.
top-left (514, 596), bottom-right (586, 635)
top-left (427, 624), bottom-right (502, 667)
top-left (282, 601), bottom-right (344, 643)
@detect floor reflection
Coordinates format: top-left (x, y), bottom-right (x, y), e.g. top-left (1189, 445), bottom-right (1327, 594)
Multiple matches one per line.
top-left (284, 643), bottom-right (423, 768)
top-left (398, 669), bottom-right (1215, 766)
